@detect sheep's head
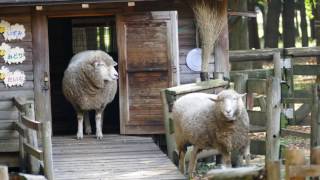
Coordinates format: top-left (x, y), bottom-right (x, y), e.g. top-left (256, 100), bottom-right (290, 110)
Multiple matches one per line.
top-left (92, 60), bottom-right (118, 82)
top-left (210, 89), bottom-right (246, 122)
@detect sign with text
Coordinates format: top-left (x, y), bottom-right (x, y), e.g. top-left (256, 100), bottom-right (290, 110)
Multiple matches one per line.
top-left (0, 66), bottom-right (26, 87)
top-left (0, 20), bottom-right (26, 41)
top-left (0, 43), bottom-right (26, 64)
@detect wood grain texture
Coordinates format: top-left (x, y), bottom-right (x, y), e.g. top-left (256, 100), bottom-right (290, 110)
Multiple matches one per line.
top-left (52, 135), bottom-right (184, 180)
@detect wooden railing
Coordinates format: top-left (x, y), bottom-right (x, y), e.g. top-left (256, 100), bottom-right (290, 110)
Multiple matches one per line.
top-left (12, 97), bottom-right (54, 180)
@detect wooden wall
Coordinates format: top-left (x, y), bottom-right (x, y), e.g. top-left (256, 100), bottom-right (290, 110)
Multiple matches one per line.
top-left (177, 8), bottom-right (215, 84)
top-left (0, 11), bottom-right (33, 167)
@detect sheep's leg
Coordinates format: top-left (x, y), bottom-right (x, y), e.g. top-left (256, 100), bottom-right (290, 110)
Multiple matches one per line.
top-left (188, 146), bottom-right (199, 177)
top-left (222, 152), bottom-right (232, 168)
top-left (84, 112), bottom-right (92, 135)
top-left (76, 112), bottom-right (84, 140)
top-left (95, 111), bottom-right (103, 140)
top-left (178, 149), bottom-right (186, 175)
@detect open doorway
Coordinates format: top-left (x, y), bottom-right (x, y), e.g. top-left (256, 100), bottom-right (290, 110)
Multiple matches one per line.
top-left (48, 16), bottom-right (120, 135)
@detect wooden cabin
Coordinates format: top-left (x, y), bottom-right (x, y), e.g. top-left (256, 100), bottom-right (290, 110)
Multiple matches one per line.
top-left (0, 0), bottom-right (228, 170)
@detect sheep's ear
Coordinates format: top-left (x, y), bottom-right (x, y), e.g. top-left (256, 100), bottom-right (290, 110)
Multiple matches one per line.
top-left (112, 61), bottom-right (118, 66)
top-left (208, 96), bottom-right (221, 102)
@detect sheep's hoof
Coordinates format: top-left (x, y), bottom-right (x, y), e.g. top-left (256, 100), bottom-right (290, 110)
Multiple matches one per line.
top-left (76, 133), bottom-right (83, 140)
top-left (96, 133), bottom-right (103, 140)
top-left (85, 127), bottom-right (92, 135)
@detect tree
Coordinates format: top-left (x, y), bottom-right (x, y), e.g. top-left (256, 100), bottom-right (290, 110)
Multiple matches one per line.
top-left (264, 0), bottom-right (282, 48)
top-left (248, 0), bottom-right (261, 49)
top-left (283, 0), bottom-right (296, 48)
top-left (299, 0), bottom-right (309, 47)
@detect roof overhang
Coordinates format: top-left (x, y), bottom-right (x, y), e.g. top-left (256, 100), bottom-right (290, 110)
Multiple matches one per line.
top-left (0, 0), bottom-right (158, 6)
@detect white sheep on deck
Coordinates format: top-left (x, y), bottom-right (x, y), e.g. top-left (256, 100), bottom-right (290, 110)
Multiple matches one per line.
top-left (172, 89), bottom-right (250, 175)
top-left (62, 50), bottom-right (118, 140)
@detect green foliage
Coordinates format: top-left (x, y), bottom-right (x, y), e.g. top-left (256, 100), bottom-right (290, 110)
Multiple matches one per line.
top-left (305, 0), bottom-right (316, 19)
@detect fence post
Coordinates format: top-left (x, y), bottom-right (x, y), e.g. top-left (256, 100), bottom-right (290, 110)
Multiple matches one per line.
top-left (311, 84), bottom-right (320, 148)
top-left (18, 111), bottom-right (26, 173)
top-left (0, 166), bottom-right (9, 180)
top-left (266, 77), bottom-right (281, 180)
top-left (285, 149), bottom-right (305, 180)
top-left (24, 102), bottom-right (40, 174)
top-left (42, 121), bottom-right (54, 180)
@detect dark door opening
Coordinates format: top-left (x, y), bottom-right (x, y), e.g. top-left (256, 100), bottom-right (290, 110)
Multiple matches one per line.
top-left (48, 16), bottom-right (119, 135)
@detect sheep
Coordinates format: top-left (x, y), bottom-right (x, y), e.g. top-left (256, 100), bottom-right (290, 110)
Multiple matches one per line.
top-left (172, 89), bottom-right (250, 175)
top-left (62, 50), bottom-right (118, 140)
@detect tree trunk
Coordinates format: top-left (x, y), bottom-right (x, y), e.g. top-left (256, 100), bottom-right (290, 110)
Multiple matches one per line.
top-left (283, 0), bottom-right (296, 48)
top-left (229, 0), bottom-right (251, 70)
top-left (315, 0), bottom-right (320, 83)
top-left (248, 0), bottom-right (260, 49)
top-left (264, 0), bottom-right (282, 48)
top-left (299, 0), bottom-right (308, 47)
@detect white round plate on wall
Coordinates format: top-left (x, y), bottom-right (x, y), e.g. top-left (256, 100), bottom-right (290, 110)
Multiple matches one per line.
top-left (186, 48), bottom-right (202, 72)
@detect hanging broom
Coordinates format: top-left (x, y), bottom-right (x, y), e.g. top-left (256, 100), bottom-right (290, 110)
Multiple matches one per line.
top-left (189, 0), bottom-right (228, 81)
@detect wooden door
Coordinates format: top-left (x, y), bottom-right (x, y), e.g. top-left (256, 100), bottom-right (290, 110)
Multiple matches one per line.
top-left (117, 12), bottom-right (178, 134)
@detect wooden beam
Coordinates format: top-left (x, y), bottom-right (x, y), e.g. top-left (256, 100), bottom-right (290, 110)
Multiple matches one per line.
top-left (12, 97), bottom-right (29, 113)
top-left (230, 69), bottom-right (273, 80)
top-left (282, 98), bottom-right (312, 104)
top-left (288, 165), bottom-right (320, 178)
top-left (311, 84), bottom-right (320, 148)
top-left (23, 142), bottom-right (43, 161)
top-left (13, 122), bottom-right (26, 137)
top-left (228, 11), bottom-right (257, 18)
top-left (293, 65), bottom-right (320, 75)
top-left (229, 49), bottom-right (277, 62)
top-left (266, 77), bottom-right (281, 163)
top-left (21, 116), bottom-right (41, 131)
top-left (286, 47), bottom-right (320, 57)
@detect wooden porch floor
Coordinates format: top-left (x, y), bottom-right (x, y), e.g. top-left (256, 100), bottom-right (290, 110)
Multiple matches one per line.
top-left (52, 135), bottom-right (185, 180)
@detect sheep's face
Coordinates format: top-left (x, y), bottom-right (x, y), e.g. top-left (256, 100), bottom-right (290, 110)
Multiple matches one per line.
top-left (211, 90), bottom-right (246, 122)
top-left (93, 60), bottom-right (118, 81)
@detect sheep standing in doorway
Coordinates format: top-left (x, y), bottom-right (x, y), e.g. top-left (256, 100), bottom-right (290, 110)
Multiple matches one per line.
top-left (172, 89), bottom-right (250, 175)
top-left (62, 50), bottom-right (118, 140)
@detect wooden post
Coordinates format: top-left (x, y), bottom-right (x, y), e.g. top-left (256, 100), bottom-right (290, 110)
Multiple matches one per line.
top-left (214, 8), bottom-right (229, 79)
top-left (0, 166), bottom-right (9, 180)
top-left (273, 52), bottom-right (282, 79)
top-left (267, 161), bottom-right (280, 180)
top-left (25, 102), bottom-right (40, 174)
top-left (234, 73), bottom-right (248, 105)
top-left (42, 121), bottom-right (54, 180)
top-left (285, 149), bottom-right (305, 180)
top-left (311, 84), bottom-right (320, 148)
top-left (18, 112), bottom-right (26, 173)
top-left (161, 90), bottom-right (176, 162)
top-left (266, 77), bottom-right (281, 163)
top-left (311, 147), bottom-right (320, 180)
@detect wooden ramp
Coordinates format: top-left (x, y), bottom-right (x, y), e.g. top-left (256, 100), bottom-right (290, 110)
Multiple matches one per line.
top-left (52, 135), bottom-right (185, 180)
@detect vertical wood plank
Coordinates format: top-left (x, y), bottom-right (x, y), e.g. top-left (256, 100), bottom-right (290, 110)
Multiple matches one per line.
top-left (42, 121), bottom-right (54, 180)
top-left (285, 149), bottom-right (305, 180)
top-left (266, 77), bottom-right (281, 163)
top-left (214, 7), bottom-right (229, 79)
top-left (273, 52), bottom-right (282, 79)
top-left (169, 11), bottom-right (180, 86)
top-left (32, 12), bottom-right (54, 180)
top-left (266, 161), bottom-right (280, 180)
top-left (311, 84), bottom-right (320, 148)
top-left (25, 102), bottom-right (40, 174)
top-left (233, 73), bottom-right (248, 105)
top-left (0, 166), bottom-right (9, 180)
top-left (18, 113), bottom-right (26, 173)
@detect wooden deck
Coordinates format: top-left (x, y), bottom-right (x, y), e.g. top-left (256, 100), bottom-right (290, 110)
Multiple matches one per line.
top-left (52, 135), bottom-right (185, 180)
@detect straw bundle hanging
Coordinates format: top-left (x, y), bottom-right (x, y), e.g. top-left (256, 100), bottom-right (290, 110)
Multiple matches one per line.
top-left (189, 0), bottom-right (227, 80)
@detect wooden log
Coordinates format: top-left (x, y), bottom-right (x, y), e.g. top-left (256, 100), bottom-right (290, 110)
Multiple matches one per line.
top-left (293, 65), bottom-right (320, 75)
top-left (285, 149), bottom-right (305, 180)
top-left (205, 166), bottom-right (265, 180)
top-left (0, 166), bottom-right (9, 180)
top-left (266, 160), bottom-right (280, 180)
top-left (311, 84), bottom-right (320, 148)
top-left (273, 52), bottom-right (281, 79)
top-left (266, 77), bottom-right (281, 163)
top-left (41, 121), bottom-right (54, 180)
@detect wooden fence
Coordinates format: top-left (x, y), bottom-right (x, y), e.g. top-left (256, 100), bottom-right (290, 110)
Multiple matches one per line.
top-left (12, 97), bottom-right (54, 180)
